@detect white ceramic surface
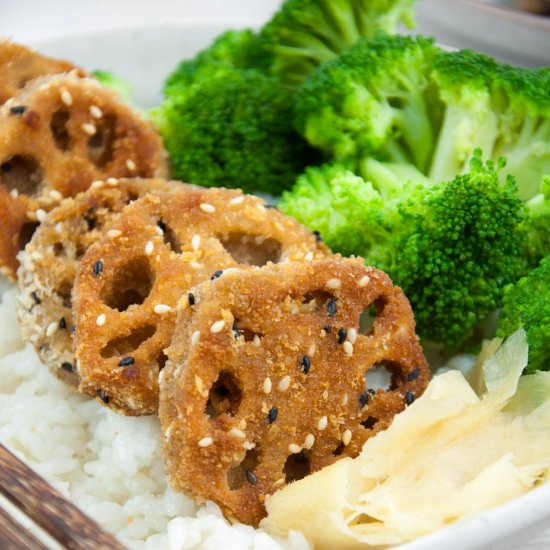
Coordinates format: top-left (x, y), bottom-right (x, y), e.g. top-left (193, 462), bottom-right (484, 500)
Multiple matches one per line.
top-left (1, 1), bottom-right (550, 548)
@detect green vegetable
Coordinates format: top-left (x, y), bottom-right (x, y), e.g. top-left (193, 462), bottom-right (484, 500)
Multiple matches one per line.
top-left (261, 0), bottom-right (416, 88)
top-left (295, 33), bottom-right (550, 200)
top-left (280, 151), bottom-right (526, 348)
top-left (92, 70), bottom-right (135, 104)
top-left (498, 254), bottom-right (550, 374)
top-left (522, 175), bottom-right (550, 269)
top-left (153, 64), bottom-right (316, 194)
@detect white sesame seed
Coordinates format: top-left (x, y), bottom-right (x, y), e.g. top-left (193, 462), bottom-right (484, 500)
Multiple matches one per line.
top-left (341, 393), bottom-right (349, 406)
top-left (308, 343), bottom-right (316, 357)
top-left (347, 328), bottom-right (358, 344)
top-left (10, 189), bottom-right (18, 198)
top-left (262, 377), bottom-right (272, 394)
top-left (243, 441), bottom-right (256, 450)
top-left (229, 195), bottom-right (244, 205)
top-left (36, 209), bottom-right (47, 223)
top-left (253, 334), bottom-right (261, 347)
top-left (89, 105), bottom-right (103, 119)
top-left (125, 159), bottom-right (136, 171)
top-left (155, 225), bottom-right (164, 236)
top-left (199, 203), bottom-right (215, 213)
top-left (46, 322), bottom-right (58, 337)
top-left (210, 320), bottom-right (225, 333)
top-left (191, 330), bottom-right (201, 346)
top-left (49, 189), bottom-right (62, 201)
top-left (278, 375), bottom-right (291, 392)
top-left (154, 304), bottom-right (171, 315)
top-left (81, 123), bottom-right (96, 136)
top-left (198, 437), bottom-right (213, 448)
top-left (107, 229), bottom-right (122, 238)
top-left (343, 341), bottom-right (354, 356)
top-left (60, 90), bottom-right (72, 106)
top-left (342, 429), bottom-right (352, 446)
top-left (145, 240), bottom-right (154, 255)
top-left (327, 278), bottom-right (341, 289)
top-left (358, 275), bottom-right (371, 288)
top-left (91, 180), bottom-right (104, 189)
top-left (317, 416), bottom-right (328, 431)
top-left (106, 177), bottom-right (118, 186)
top-left (229, 428), bottom-right (246, 439)
top-left (304, 434), bottom-right (315, 450)
top-left (191, 234), bottom-right (201, 251)
top-left (55, 222), bottom-right (63, 234)
top-left (304, 251), bottom-right (314, 262)
top-left (96, 313), bottom-right (106, 327)
top-left (288, 443), bottom-right (302, 454)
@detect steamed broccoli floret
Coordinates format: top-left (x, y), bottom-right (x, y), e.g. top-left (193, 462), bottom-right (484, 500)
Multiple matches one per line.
top-left (522, 175), bottom-right (550, 268)
top-left (261, 0), bottom-right (416, 88)
top-left (294, 34), bottom-right (440, 172)
top-left (92, 70), bottom-right (134, 104)
top-left (281, 151), bottom-right (526, 348)
top-left (295, 33), bottom-right (550, 201)
top-left (153, 65), bottom-right (314, 194)
top-left (498, 254), bottom-right (550, 373)
top-left (163, 29), bottom-right (270, 96)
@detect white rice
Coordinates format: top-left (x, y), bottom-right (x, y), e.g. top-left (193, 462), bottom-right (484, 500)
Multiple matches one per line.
top-left (0, 281), bottom-right (310, 550)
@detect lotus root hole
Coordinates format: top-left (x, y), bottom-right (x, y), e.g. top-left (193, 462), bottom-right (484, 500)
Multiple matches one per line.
top-left (100, 324), bottom-right (156, 358)
top-left (157, 221), bottom-right (181, 253)
top-left (283, 451), bottom-right (310, 483)
top-left (102, 257), bottom-right (154, 311)
top-left (56, 279), bottom-right (73, 308)
top-left (227, 448), bottom-right (260, 491)
top-left (87, 114), bottom-right (116, 168)
top-left (332, 443), bottom-right (345, 457)
top-left (50, 108), bottom-right (72, 151)
top-left (219, 232), bottom-right (282, 266)
top-left (359, 298), bottom-right (386, 335)
top-left (361, 416), bottom-right (379, 430)
top-left (18, 222), bottom-right (39, 250)
top-left (367, 362), bottom-right (393, 391)
top-left (1, 155), bottom-right (44, 196)
top-left (233, 318), bottom-right (263, 343)
top-left (157, 351), bottom-right (168, 370)
top-left (205, 370), bottom-right (243, 418)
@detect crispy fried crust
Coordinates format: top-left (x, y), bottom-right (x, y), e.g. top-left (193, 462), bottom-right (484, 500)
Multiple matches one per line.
top-left (16, 178), bottom-right (177, 387)
top-left (0, 73), bottom-right (169, 279)
top-left (74, 187), bottom-right (328, 415)
top-left (159, 258), bottom-right (430, 525)
top-left (0, 40), bottom-right (86, 105)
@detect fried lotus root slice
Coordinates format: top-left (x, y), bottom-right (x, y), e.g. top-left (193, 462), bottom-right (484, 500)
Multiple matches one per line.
top-left (74, 187), bottom-right (328, 415)
top-left (0, 40), bottom-right (86, 105)
top-left (16, 178), bottom-right (177, 387)
top-left (0, 73), bottom-right (169, 279)
top-left (159, 257), bottom-right (430, 526)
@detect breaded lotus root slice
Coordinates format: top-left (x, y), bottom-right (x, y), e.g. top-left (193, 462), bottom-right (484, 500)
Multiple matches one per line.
top-left (74, 188), bottom-right (328, 415)
top-left (159, 257), bottom-right (430, 525)
top-left (0, 73), bottom-right (169, 280)
top-left (16, 178), bottom-right (178, 387)
top-left (0, 40), bottom-right (86, 105)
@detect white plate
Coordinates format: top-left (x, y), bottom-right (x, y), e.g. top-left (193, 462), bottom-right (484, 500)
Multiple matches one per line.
top-left (1, 1), bottom-right (550, 549)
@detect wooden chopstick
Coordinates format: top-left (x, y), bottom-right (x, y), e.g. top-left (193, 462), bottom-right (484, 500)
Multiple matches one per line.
top-left (0, 443), bottom-right (126, 550)
top-left (0, 503), bottom-right (51, 550)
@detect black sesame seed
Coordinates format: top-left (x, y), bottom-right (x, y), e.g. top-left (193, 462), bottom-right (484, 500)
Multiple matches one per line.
top-left (211, 270), bottom-right (223, 280)
top-left (215, 386), bottom-right (230, 397)
top-left (326, 297), bottom-right (338, 317)
top-left (93, 260), bottom-right (103, 276)
top-left (31, 291), bottom-right (41, 305)
top-left (359, 391), bottom-right (370, 407)
top-left (405, 391), bottom-right (415, 406)
top-left (312, 230), bottom-right (323, 243)
top-left (61, 361), bottom-right (74, 373)
top-left (323, 325), bottom-right (332, 333)
top-left (10, 105), bottom-right (26, 115)
top-left (96, 390), bottom-right (109, 404)
top-left (245, 470), bottom-right (258, 486)
top-left (368, 388), bottom-right (376, 395)
top-left (301, 355), bottom-right (311, 374)
top-left (407, 368), bottom-right (420, 382)
top-left (232, 324), bottom-right (241, 339)
top-left (188, 292), bottom-right (195, 306)
top-left (118, 356), bottom-right (135, 367)
top-left (58, 317), bottom-right (67, 330)
top-left (267, 406), bottom-right (278, 424)
top-left (337, 328), bottom-right (347, 344)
